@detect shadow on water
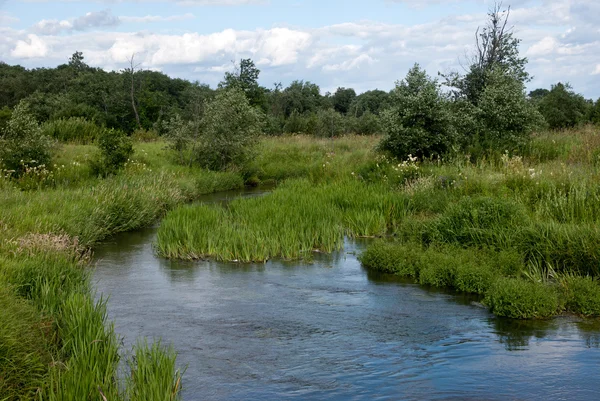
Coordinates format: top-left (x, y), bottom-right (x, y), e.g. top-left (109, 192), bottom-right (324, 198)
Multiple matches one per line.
top-left (92, 187), bottom-right (600, 401)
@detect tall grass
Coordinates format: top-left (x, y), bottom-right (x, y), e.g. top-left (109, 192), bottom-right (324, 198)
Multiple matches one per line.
top-left (41, 117), bottom-right (104, 144)
top-left (157, 179), bottom-right (412, 262)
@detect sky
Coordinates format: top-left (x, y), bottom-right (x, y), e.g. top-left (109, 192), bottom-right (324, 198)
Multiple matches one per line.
top-left (0, 0), bottom-right (599, 98)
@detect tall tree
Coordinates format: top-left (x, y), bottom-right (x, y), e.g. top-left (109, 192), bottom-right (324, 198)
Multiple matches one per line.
top-left (444, 2), bottom-right (529, 104)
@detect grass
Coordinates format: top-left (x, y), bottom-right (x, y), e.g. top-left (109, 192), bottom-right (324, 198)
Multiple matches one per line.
top-left (3, 127), bottom-right (600, 400)
top-left (0, 134), bottom-right (381, 399)
top-left (156, 179), bottom-right (411, 262)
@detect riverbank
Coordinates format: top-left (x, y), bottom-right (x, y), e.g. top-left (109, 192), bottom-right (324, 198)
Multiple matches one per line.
top-left (0, 135), bottom-right (376, 400)
top-left (157, 127), bottom-right (600, 320)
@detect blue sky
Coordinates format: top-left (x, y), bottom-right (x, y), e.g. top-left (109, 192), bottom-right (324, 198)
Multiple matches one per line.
top-left (1, 0), bottom-right (599, 98)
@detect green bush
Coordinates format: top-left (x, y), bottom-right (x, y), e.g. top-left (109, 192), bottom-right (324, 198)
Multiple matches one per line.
top-left (563, 276), bottom-right (600, 316)
top-left (379, 64), bottom-right (457, 159)
top-left (196, 88), bottom-right (263, 171)
top-left (358, 241), bottom-right (421, 276)
top-left (93, 128), bottom-right (134, 176)
top-left (0, 101), bottom-right (53, 178)
top-left (485, 277), bottom-right (560, 319)
top-left (454, 261), bottom-right (497, 294)
top-left (475, 69), bottom-right (544, 151)
top-left (537, 83), bottom-right (590, 129)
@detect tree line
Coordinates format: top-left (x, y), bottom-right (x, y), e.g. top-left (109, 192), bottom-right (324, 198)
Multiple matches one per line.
top-left (1, 3), bottom-right (600, 174)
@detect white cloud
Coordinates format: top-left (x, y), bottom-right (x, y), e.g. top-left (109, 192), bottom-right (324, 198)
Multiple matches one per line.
top-left (33, 10), bottom-right (119, 35)
top-left (5, 0), bottom-right (600, 98)
top-left (119, 13), bottom-right (195, 23)
top-left (11, 34), bottom-right (49, 58)
top-left (0, 11), bottom-right (19, 26)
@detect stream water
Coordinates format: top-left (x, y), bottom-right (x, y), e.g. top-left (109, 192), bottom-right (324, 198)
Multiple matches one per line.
top-left (93, 189), bottom-right (600, 401)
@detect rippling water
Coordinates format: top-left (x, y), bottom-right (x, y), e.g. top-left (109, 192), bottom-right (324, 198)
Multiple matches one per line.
top-left (93, 189), bottom-right (600, 401)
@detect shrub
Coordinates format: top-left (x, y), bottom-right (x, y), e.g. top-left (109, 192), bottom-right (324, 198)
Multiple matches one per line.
top-left (196, 88), bottom-right (263, 171)
top-left (315, 108), bottom-right (345, 138)
top-left (358, 241), bottom-right (421, 277)
top-left (0, 101), bottom-right (53, 178)
top-left (93, 128), bottom-right (134, 176)
top-left (563, 276), bottom-right (600, 316)
top-left (485, 277), bottom-right (560, 319)
top-left (475, 69), bottom-right (544, 151)
top-left (379, 64), bottom-right (457, 159)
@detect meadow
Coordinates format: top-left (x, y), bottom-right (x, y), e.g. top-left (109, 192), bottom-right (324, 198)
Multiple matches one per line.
top-left (3, 128), bottom-right (600, 400)
top-left (0, 134), bottom-right (376, 400)
top-left (157, 126), bottom-right (600, 320)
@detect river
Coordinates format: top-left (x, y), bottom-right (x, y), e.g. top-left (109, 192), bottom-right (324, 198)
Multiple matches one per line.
top-left (93, 188), bottom-right (600, 401)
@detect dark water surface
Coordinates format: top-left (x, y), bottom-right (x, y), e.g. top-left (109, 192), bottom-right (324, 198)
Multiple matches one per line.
top-left (93, 190), bottom-right (600, 401)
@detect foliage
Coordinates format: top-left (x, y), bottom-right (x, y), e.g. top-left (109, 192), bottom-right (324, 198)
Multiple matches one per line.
top-left (93, 128), bottom-right (134, 176)
top-left (164, 114), bottom-right (197, 165)
top-left (379, 64), bottom-right (456, 159)
top-left (332, 87), bottom-right (357, 114)
top-left (348, 90), bottom-right (390, 117)
top-left (474, 69), bottom-right (543, 151)
top-left (485, 278), bottom-right (560, 319)
top-left (219, 58), bottom-right (266, 109)
top-left (537, 83), bottom-right (590, 129)
top-left (195, 88), bottom-right (263, 171)
top-left (444, 3), bottom-right (530, 104)
top-left (0, 101), bottom-right (53, 177)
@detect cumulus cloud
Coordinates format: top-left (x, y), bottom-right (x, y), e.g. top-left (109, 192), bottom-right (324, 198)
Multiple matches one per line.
top-left (6, 0), bottom-right (600, 97)
top-left (11, 34), bottom-right (49, 58)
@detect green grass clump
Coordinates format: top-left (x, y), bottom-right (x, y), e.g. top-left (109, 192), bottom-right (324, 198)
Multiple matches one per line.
top-left (0, 287), bottom-right (52, 400)
top-left (157, 179), bottom-right (412, 262)
top-left (41, 117), bottom-right (104, 144)
top-left (485, 278), bottom-right (560, 319)
top-left (563, 276), bottom-right (600, 317)
top-left (126, 340), bottom-right (183, 401)
top-left (518, 222), bottom-right (600, 277)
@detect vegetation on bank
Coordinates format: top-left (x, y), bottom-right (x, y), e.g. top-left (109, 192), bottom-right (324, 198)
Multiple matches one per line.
top-left (2, 3), bottom-right (600, 399)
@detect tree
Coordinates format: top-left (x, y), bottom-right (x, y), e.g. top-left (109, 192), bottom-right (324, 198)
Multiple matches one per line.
top-left (125, 54), bottom-right (142, 129)
top-left (0, 101), bottom-right (52, 177)
top-left (379, 64), bottom-right (456, 160)
top-left (537, 83), bottom-right (590, 129)
top-left (476, 69), bottom-right (543, 150)
top-left (332, 87), bottom-right (356, 114)
top-left (349, 90), bottom-right (390, 117)
top-left (444, 2), bottom-right (529, 105)
top-left (590, 99), bottom-right (600, 126)
top-left (219, 59), bottom-right (266, 109)
top-left (196, 88), bottom-right (263, 171)
top-left (281, 81), bottom-right (322, 116)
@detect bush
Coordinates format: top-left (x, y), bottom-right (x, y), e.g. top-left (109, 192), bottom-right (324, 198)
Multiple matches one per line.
top-left (379, 64), bottom-right (456, 159)
top-left (315, 108), bottom-right (345, 138)
top-left (475, 69), bottom-right (544, 151)
top-left (0, 101), bottom-right (53, 178)
top-left (563, 276), bottom-right (600, 316)
top-left (485, 277), bottom-right (560, 319)
top-left (196, 88), bottom-right (263, 171)
top-left (358, 241), bottom-right (421, 277)
top-left (92, 128), bottom-right (134, 176)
